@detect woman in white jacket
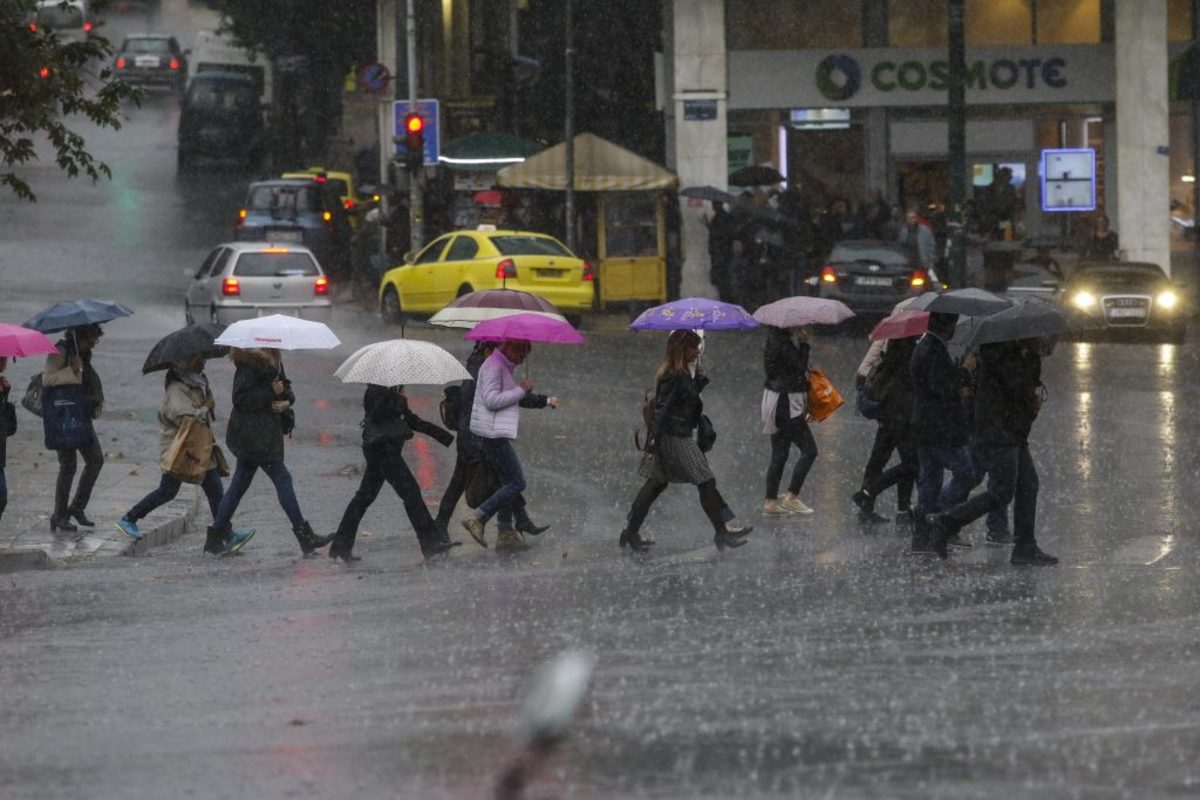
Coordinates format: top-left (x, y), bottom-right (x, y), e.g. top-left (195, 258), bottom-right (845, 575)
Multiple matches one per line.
top-left (461, 338), bottom-right (557, 550)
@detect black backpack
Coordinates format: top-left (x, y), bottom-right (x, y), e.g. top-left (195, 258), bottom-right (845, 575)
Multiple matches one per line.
top-left (440, 385), bottom-right (462, 429)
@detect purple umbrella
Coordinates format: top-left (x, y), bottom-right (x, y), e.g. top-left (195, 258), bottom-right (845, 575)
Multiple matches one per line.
top-left (628, 298), bottom-right (758, 331)
top-left (464, 313), bottom-right (586, 345)
top-left (752, 297), bottom-right (855, 328)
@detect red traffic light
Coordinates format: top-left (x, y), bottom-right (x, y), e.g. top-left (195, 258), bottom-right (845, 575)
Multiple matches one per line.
top-left (404, 113), bottom-right (424, 135)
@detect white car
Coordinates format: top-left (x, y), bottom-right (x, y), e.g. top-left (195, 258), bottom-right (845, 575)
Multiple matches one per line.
top-left (184, 242), bottom-right (332, 326)
top-left (32, 0), bottom-right (94, 43)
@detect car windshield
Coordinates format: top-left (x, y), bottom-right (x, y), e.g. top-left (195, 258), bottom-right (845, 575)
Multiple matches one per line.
top-left (233, 252), bottom-right (319, 277)
top-left (1074, 263), bottom-right (1166, 280)
top-left (186, 81), bottom-right (255, 113)
top-left (37, 5), bottom-right (83, 27)
top-left (123, 38), bottom-right (170, 54)
top-left (491, 236), bottom-right (572, 257)
top-left (247, 185), bottom-right (319, 214)
top-left (829, 244), bottom-right (910, 265)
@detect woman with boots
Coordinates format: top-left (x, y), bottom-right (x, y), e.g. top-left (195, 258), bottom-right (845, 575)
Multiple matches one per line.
top-left (851, 334), bottom-right (919, 525)
top-left (620, 329), bottom-right (752, 552)
top-left (0, 357), bottom-right (12, 528)
top-left (329, 384), bottom-right (459, 562)
top-left (115, 357), bottom-right (253, 553)
top-left (210, 347), bottom-right (330, 555)
top-left (42, 324), bottom-right (105, 532)
top-left (761, 325), bottom-right (818, 517)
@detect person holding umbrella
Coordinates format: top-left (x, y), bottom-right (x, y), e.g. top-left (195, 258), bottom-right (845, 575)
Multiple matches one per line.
top-left (0, 324), bottom-right (58, 528)
top-left (0, 356), bottom-right (12, 527)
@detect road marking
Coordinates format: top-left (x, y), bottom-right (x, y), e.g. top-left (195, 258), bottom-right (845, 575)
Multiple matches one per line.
top-left (1109, 534), bottom-right (1175, 565)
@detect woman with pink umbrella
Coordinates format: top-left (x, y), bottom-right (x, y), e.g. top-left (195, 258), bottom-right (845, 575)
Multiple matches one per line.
top-left (0, 324), bottom-right (60, 528)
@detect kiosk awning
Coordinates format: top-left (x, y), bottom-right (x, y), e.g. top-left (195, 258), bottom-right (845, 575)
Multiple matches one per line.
top-left (497, 133), bottom-right (677, 191)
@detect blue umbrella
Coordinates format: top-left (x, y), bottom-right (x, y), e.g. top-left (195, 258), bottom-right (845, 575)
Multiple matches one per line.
top-left (23, 299), bottom-right (134, 333)
top-left (629, 298), bottom-right (758, 331)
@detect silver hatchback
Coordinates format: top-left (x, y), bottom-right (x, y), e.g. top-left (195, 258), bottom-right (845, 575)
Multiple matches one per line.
top-left (184, 242), bottom-right (332, 326)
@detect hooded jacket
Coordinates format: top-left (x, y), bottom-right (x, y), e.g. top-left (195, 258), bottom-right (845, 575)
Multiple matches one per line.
top-left (225, 348), bottom-right (294, 463)
top-left (470, 349), bottom-right (533, 440)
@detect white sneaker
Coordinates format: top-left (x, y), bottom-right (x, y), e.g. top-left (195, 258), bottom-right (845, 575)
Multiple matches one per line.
top-left (762, 499), bottom-right (793, 517)
top-left (779, 493), bottom-right (814, 515)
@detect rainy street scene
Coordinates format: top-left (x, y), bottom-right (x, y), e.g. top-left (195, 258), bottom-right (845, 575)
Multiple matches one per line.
top-left (3, 0), bottom-right (1200, 798)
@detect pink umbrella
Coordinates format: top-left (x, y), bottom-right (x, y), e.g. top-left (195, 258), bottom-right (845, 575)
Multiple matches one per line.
top-left (868, 309), bottom-right (930, 342)
top-left (0, 323), bottom-right (58, 357)
top-left (464, 313), bottom-right (586, 345)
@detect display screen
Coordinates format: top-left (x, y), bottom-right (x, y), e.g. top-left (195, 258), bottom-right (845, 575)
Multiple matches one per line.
top-left (1041, 148), bottom-right (1096, 212)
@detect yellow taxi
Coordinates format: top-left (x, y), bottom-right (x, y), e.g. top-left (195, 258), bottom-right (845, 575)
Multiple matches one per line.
top-left (378, 228), bottom-right (595, 323)
top-left (280, 167), bottom-right (365, 227)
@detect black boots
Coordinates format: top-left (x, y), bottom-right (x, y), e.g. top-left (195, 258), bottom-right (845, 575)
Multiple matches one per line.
top-left (514, 508), bottom-right (550, 536)
top-left (68, 508), bottom-right (95, 528)
top-left (294, 520), bottom-right (333, 556)
top-left (1011, 545), bottom-right (1058, 566)
top-left (204, 525), bottom-right (228, 554)
top-left (50, 515), bottom-right (78, 533)
top-left (851, 490), bottom-right (888, 525)
top-left (618, 529), bottom-right (654, 552)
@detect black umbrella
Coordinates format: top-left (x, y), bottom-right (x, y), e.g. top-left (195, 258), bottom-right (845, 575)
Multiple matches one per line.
top-left (728, 165), bottom-right (785, 187)
top-left (953, 299), bottom-right (1079, 351)
top-left (908, 288), bottom-right (1013, 317)
top-left (680, 185), bottom-right (737, 205)
top-left (749, 227), bottom-right (785, 248)
top-left (740, 205), bottom-right (798, 227)
top-left (142, 323), bottom-right (228, 374)
top-left (23, 299), bottom-right (134, 333)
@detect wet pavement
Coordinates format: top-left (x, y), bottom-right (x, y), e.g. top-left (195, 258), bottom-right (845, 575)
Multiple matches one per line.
top-left (2, 4), bottom-right (1200, 796)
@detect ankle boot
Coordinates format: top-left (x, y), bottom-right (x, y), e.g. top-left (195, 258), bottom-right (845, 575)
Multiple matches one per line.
top-left (618, 529), bottom-right (653, 552)
top-left (204, 524), bottom-right (229, 554)
top-left (293, 520), bottom-right (333, 555)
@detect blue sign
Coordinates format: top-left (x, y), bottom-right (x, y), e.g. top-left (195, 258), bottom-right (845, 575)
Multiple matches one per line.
top-left (1041, 148), bottom-right (1096, 213)
top-left (393, 98), bottom-right (440, 167)
top-left (359, 62), bottom-right (390, 93)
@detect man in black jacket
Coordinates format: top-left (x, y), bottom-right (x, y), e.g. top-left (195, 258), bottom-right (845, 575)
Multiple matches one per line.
top-left (927, 340), bottom-right (1058, 565)
top-left (909, 313), bottom-right (977, 553)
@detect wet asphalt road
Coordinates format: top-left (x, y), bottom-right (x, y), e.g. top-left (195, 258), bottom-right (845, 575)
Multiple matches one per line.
top-left (3, 7), bottom-right (1200, 798)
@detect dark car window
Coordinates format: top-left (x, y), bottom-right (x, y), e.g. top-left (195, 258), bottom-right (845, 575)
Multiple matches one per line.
top-left (444, 236), bottom-right (479, 262)
top-left (1073, 262), bottom-right (1166, 280)
top-left (123, 38), bottom-right (171, 54)
top-left (324, 178), bottom-right (349, 197)
top-left (415, 238), bottom-right (450, 264)
top-left (186, 81), bottom-right (256, 114)
top-left (195, 248), bottom-right (222, 279)
top-left (233, 252), bottom-right (319, 277)
top-left (829, 244), bottom-right (910, 265)
top-left (491, 236), bottom-right (571, 257)
top-left (247, 185), bottom-right (319, 214)
top-left (209, 248), bottom-right (233, 277)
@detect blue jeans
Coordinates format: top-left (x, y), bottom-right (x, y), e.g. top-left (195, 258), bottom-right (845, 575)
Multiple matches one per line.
top-left (916, 444), bottom-right (976, 527)
top-left (476, 437), bottom-right (526, 527)
top-left (126, 469), bottom-right (224, 523)
top-left (0, 467), bottom-right (7, 521)
top-left (944, 445), bottom-right (1039, 550)
top-left (213, 458), bottom-right (304, 530)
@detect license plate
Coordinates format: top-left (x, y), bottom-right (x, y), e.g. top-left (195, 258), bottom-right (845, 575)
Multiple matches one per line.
top-left (267, 229), bottom-right (304, 243)
top-left (854, 276), bottom-right (892, 286)
top-left (1107, 307), bottom-right (1146, 318)
top-left (135, 55), bottom-right (160, 68)
top-left (534, 269), bottom-right (565, 278)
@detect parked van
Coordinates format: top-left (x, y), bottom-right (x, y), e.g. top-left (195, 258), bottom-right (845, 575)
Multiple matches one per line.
top-left (187, 30), bottom-right (272, 108)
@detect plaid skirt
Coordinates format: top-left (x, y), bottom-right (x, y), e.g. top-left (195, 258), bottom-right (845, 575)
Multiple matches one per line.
top-left (638, 433), bottom-right (715, 485)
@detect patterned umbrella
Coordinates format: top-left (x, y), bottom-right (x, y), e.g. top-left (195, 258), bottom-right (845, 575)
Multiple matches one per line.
top-left (429, 288), bottom-right (565, 329)
top-left (629, 298), bottom-right (758, 331)
top-left (0, 323), bottom-right (57, 358)
top-left (335, 339), bottom-right (471, 386)
top-left (753, 297), bottom-right (854, 328)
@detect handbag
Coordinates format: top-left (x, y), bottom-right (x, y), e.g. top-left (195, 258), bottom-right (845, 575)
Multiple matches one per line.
top-left (161, 416), bottom-right (214, 484)
top-left (696, 414), bottom-right (717, 453)
top-left (42, 384), bottom-right (94, 451)
top-left (21, 373), bottom-right (43, 418)
top-left (464, 457), bottom-right (500, 508)
top-left (211, 443), bottom-right (231, 477)
top-left (807, 367), bottom-right (844, 422)
top-left (855, 387), bottom-right (881, 420)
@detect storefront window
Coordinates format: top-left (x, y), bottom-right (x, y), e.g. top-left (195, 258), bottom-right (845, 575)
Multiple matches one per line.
top-left (604, 193), bottom-right (659, 258)
top-left (891, 0), bottom-right (1101, 46)
top-left (967, 0), bottom-right (1032, 45)
top-left (1169, 0), bottom-right (1194, 41)
top-left (725, 0), bottom-right (860, 50)
top-left (889, 0), bottom-right (946, 47)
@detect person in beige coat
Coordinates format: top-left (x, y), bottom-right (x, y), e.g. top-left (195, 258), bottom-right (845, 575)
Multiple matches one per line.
top-left (43, 324), bottom-right (105, 532)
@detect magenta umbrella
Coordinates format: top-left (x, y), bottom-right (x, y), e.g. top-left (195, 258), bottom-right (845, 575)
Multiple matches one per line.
top-left (464, 313), bottom-right (586, 345)
top-left (0, 323), bottom-right (58, 358)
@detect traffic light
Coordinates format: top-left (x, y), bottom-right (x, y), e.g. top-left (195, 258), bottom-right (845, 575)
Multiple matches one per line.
top-left (403, 112), bottom-right (425, 173)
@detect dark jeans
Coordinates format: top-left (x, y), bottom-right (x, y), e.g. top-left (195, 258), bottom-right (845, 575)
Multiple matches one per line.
top-left (943, 444), bottom-right (1039, 549)
top-left (213, 458), bottom-right (304, 530)
top-left (915, 444), bottom-right (976, 527)
top-left (0, 467), bottom-right (7, 521)
top-left (626, 477), bottom-right (727, 535)
top-left (127, 469), bottom-right (224, 523)
top-left (334, 442), bottom-right (440, 551)
top-left (476, 437), bottom-right (525, 527)
top-left (765, 418), bottom-right (817, 499)
top-left (860, 422), bottom-right (916, 511)
top-left (54, 435), bottom-right (104, 516)
top-left (969, 444), bottom-right (1011, 533)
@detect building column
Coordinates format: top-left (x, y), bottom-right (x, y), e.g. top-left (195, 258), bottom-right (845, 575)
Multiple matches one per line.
top-left (669, 0), bottom-right (727, 298)
top-left (1115, 0), bottom-right (1170, 271)
top-left (862, 0), bottom-right (889, 197)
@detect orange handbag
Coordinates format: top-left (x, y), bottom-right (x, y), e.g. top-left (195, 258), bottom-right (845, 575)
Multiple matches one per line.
top-left (807, 368), bottom-right (844, 422)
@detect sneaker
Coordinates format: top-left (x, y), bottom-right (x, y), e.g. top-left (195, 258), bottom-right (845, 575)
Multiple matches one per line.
top-left (986, 529), bottom-right (1014, 545)
top-left (495, 529), bottom-right (530, 550)
top-left (724, 520), bottom-right (754, 537)
top-left (461, 515), bottom-right (488, 549)
top-left (779, 493), bottom-right (814, 515)
top-left (116, 517), bottom-right (143, 540)
top-left (946, 532), bottom-right (973, 549)
top-left (1011, 546), bottom-right (1058, 566)
top-left (225, 528), bottom-right (256, 554)
top-left (762, 499), bottom-right (792, 517)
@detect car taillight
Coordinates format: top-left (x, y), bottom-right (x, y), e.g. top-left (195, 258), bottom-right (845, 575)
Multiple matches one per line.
top-left (322, 210), bottom-right (332, 223)
top-left (39, 66), bottom-right (50, 79)
top-left (28, 22), bottom-right (36, 32)
top-left (910, 269), bottom-right (927, 288)
top-left (83, 21), bottom-right (92, 32)
top-left (314, 277), bottom-right (329, 295)
top-left (343, 199), bottom-right (355, 210)
top-left (222, 277), bottom-right (240, 296)
top-left (169, 58), bottom-right (180, 70)
top-left (820, 265), bottom-right (838, 283)
top-left (582, 261), bottom-right (594, 281)
top-left (116, 56), bottom-right (126, 69)
top-left (495, 259), bottom-right (516, 280)
top-left (237, 208), bottom-right (247, 226)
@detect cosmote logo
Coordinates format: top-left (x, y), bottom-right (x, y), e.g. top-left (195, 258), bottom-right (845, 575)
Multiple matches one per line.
top-left (816, 54), bottom-right (862, 101)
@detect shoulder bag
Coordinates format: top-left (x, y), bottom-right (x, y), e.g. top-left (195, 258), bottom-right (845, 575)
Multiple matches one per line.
top-left (21, 373), bottom-right (43, 418)
top-left (42, 384), bottom-right (94, 451)
top-left (161, 416), bottom-right (214, 484)
top-left (807, 367), bottom-right (844, 422)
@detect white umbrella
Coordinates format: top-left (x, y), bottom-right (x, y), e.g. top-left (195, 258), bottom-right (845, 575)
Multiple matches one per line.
top-left (428, 306), bottom-right (566, 329)
top-left (213, 314), bottom-right (340, 350)
top-left (334, 339), bottom-right (470, 386)
top-left (752, 296), bottom-right (854, 328)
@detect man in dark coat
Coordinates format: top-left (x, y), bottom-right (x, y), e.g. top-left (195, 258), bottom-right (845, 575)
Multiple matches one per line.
top-left (909, 312), bottom-right (977, 553)
top-left (706, 202), bottom-right (738, 301)
top-left (852, 335), bottom-right (918, 524)
top-left (927, 340), bottom-right (1058, 565)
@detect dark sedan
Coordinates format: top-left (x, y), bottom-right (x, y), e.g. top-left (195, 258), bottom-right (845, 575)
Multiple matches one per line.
top-left (1063, 261), bottom-right (1187, 343)
top-left (813, 240), bottom-right (934, 314)
top-left (114, 35), bottom-right (187, 92)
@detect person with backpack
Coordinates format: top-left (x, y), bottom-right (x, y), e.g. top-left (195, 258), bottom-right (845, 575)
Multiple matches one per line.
top-left (761, 325), bottom-right (818, 517)
top-left (619, 329), bottom-right (752, 552)
top-left (851, 334), bottom-right (918, 525)
top-left (328, 384), bottom-right (459, 562)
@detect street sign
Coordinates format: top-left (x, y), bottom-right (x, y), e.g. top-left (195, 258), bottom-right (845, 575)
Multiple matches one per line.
top-left (358, 62), bottom-right (391, 94)
top-left (393, 98), bottom-right (440, 167)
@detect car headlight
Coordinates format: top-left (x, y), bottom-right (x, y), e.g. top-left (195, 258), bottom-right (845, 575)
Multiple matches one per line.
top-left (1071, 291), bottom-right (1097, 311)
top-left (1157, 290), bottom-right (1179, 310)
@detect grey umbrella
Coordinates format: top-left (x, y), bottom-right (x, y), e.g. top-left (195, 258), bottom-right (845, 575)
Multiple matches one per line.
top-left (952, 299), bottom-right (1075, 351)
top-left (680, 186), bottom-right (737, 205)
top-left (908, 287), bottom-right (1012, 317)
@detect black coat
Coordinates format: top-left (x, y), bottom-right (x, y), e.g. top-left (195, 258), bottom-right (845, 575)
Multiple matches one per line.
top-left (361, 384), bottom-right (453, 450)
top-left (763, 327), bottom-right (810, 394)
top-left (225, 349), bottom-right (294, 463)
top-left (877, 336), bottom-right (915, 428)
top-left (973, 343), bottom-right (1042, 446)
top-left (0, 383), bottom-right (11, 469)
top-left (910, 332), bottom-right (969, 448)
top-left (650, 369), bottom-right (706, 442)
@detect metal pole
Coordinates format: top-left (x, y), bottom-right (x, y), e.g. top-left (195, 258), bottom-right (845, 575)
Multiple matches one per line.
top-left (564, 0), bottom-right (576, 252)
top-left (407, 0), bottom-right (424, 250)
top-left (377, 0), bottom-right (397, 272)
top-left (947, 0), bottom-right (967, 288)
top-left (1192, 0), bottom-right (1200, 275)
